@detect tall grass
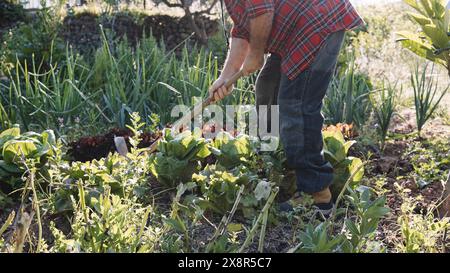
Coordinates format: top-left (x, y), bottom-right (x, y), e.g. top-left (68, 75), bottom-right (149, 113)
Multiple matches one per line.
top-left (370, 81), bottom-right (399, 151)
top-left (1, 50), bottom-right (95, 133)
top-left (0, 31), bottom-right (255, 137)
top-left (323, 55), bottom-right (373, 128)
top-left (411, 64), bottom-right (448, 138)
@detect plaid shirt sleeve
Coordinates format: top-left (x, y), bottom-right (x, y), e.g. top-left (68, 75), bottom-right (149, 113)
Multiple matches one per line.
top-left (229, 0), bottom-right (274, 40)
top-left (231, 25), bottom-right (249, 40)
top-left (246, 0), bottom-right (275, 19)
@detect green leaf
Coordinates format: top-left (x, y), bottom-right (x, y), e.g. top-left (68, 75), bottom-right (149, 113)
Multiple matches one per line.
top-left (408, 12), bottom-right (432, 25)
top-left (331, 157), bottom-right (364, 198)
top-left (0, 127), bottom-right (20, 148)
top-left (323, 138), bottom-right (346, 164)
top-left (422, 24), bottom-right (449, 48)
top-left (345, 219), bottom-right (360, 236)
top-left (344, 140), bottom-right (356, 154)
top-left (0, 127), bottom-right (20, 139)
top-left (2, 140), bottom-right (38, 163)
top-left (227, 223), bottom-right (243, 233)
top-left (163, 216), bottom-right (187, 234)
top-left (41, 130), bottom-right (56, 146)
top-left (404, 0), bottom-right (424, 13)
top-left (0, 160), bottom-right (21, 179)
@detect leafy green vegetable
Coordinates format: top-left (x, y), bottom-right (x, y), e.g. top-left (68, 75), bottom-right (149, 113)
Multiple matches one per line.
top-left (211, 132), bottom-right (253, 169)
top-left (0, 126), bottom-right (56, 179)
top-left (150, 128), bottom-right (211, 188)
top-left (323, 127), bottom-right (364, 198)
top-left (192, 164), bottom-right (267, 218)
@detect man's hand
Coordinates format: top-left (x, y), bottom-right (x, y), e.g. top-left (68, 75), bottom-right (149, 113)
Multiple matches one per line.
top-left (208, 38), bottom-right (248, 102)
top-left (242, 50), bottom-right (265, 76)
top-left (208, 77), bottom-right (234, 102)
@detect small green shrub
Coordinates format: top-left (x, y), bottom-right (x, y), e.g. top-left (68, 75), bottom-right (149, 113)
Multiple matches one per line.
top-left (50, 185), bottom-right (157, 253)
top-left (1, 6), bottom-right (65, 73)
top-left (0, 0), bottom-right (26, 26)
top-left (295, 187), bottom-right (389, 253)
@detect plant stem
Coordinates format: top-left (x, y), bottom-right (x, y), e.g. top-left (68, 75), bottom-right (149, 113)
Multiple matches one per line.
top-left (258, 209), bottom-right (269, 253)
top-left (237, 187), bottom-right (279, 253)
top-left (207, 185), bottom-right (245, 252)
top-left (330, 162), bottom-right (367, 224)
top-left (29, 167), bottom-right (42, 252)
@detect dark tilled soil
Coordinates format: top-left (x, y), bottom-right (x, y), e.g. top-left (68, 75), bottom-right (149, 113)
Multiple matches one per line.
top-left (68, 127), bottom-right (159, 162)
top-left (365, 137), bottom-right (448, 252)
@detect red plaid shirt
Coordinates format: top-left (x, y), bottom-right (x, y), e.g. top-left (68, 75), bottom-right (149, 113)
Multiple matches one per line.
top-left (224, 0), bottom-right (364, 80)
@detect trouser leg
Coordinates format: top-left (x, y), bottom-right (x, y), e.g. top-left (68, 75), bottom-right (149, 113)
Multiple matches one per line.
top-left (255, 54), bottom-right (282, 132)
top-left (278, 31), bottom-right (345, 194)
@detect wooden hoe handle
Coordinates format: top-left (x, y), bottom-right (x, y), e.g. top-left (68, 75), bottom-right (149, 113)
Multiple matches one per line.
top-left (147, 70), bottom-right (244, 153)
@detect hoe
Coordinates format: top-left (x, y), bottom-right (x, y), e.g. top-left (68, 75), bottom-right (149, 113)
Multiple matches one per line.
top-left (114, 70), bottom-right (244, 156)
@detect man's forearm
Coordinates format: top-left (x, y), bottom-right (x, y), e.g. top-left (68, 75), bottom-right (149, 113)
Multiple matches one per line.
top-left (249, 12), bottom-right (273, 54)
top-left (221, 12), bottom-right (273, 78)
top-left (221, 38), bottom-right (249, 77)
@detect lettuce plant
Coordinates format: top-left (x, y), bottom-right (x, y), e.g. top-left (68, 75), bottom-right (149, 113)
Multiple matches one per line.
top-left (191, 164), bottom-right (270, 218)
top-left (150, 128), bottom-right (211, 188)
top-left (0, 126), bottom-right (56, 195)
top-left (211, 131), bottom-right (254, 169)
top-left (322, 127), bottom-right (364, 198)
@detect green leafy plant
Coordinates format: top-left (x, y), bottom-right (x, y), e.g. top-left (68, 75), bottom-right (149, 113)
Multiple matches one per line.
top-left (294, 187), bottom-right (389, 253)
top-left (296, 222), bottom-right (345, 253)
top-left (0, 4), bottom-right (65, 73)
top-left (342, 187), bottom-right (390, 253)
top-left (394, 184), bottom-right (449, 253)
top-left (0, 29), bottom-right (255, 134)
top-left (323, 54), bottom-right (373, 128)
top-left (191, 164), bottom-right (269, 217)
top-left (411, 63), bottom-right (448, 137)
top-left (211, 131), bottom-right (254, 169)
top-left (150, 128), bottom-right (211, 188)
top-left (0, 126), bottom-right (56, 197)
top-left (322, 127), bottom-right (364, 198)
top-left (370, 81), bottom-right (399, 150)
top-left (0, 0), bottom-right (26, 26)
top-left (50, 184), bottom-right (157, 253)
top-left (397, 0), bottom-right (450, 77)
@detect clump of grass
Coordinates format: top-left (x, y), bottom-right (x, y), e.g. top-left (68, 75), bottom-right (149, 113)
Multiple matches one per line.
top-left (323, 52), bottom-right (373, 129)
top-left (411, 64), bottom-right (448, 138)
top-left (370, 80), bottom-right (400, 151)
